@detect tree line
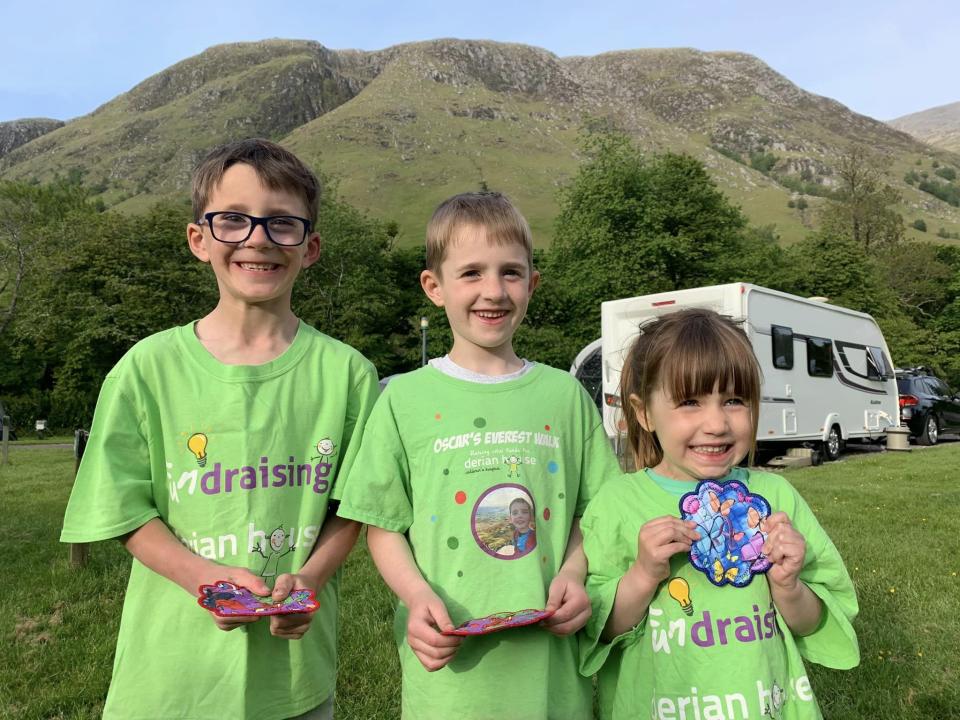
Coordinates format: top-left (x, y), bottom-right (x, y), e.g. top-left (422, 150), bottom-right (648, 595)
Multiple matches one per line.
top-left (2, 130), bottom-right (959, 431)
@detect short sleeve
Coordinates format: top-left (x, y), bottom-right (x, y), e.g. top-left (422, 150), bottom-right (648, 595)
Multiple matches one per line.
top-left (335, 388), bottom-right (414, 532)
top-left (786, 484), bottom-right (860, 669)
top-left (579, 483), bottom-right (645, 675)
top-left (760, 474), bottom-right (859, 670)
top-left (60, 375), bottom-right (158, 543)
top-left (330, 362), bottom-right (380, 497)
top-left (575, 385), bottom-right (621, 516)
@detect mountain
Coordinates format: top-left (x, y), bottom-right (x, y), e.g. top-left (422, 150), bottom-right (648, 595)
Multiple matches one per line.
top-left (889, 101), bottom-right (960, 153)
top-left (0, 118), bottom-right (64, 158)
top-left (2, 38), bottom-right (959, 245)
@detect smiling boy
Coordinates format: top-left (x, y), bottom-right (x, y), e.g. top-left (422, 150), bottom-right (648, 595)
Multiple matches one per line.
top-left (335, 191), bottom-right (621, 719)
top-left (61, 139), bottom-right (378, 720)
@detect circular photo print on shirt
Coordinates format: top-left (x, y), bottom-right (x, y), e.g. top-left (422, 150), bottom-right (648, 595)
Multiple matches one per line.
top-left (471, 483), bottom-right (538, 559)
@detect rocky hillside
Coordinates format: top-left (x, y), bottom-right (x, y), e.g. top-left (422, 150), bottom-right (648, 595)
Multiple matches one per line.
top-left (2, 38), bottom-right (959, 244)
top-left (890, 101), bottom-right (960, 153)
top-left (0, 118), bottom-right (64, 159)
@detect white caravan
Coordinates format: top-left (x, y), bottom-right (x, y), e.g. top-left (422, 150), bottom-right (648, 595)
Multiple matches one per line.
top-left (571, 283), bottom-right (899, 460)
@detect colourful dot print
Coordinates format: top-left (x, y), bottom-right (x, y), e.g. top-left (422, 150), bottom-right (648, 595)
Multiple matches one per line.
top-left (443, 468), bottom-right (450, 475)
top-left (544, 424), bottom-right (551, 431)
top-left (435, 413), bottom-right (442, 420)
top-left (543, 507), bottom-right (551, 521)
top-left (547, 461), bottom-right (559, 474)
top-left (455, 490), bottom-right (467, 504)
top-left (474, 417), bottom-right (487, 428)
top-left (447, 537), bottom-right (460, 550)
top-left (457, 571), bottom-right (464, 577)
top-left (430, 515), bottom-right (437, 523)
top-left (558, 492), bottom-right (565, 499)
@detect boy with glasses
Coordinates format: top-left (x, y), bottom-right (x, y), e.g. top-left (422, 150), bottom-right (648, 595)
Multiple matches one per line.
top-left (61, 138), bottom-right (378, 720)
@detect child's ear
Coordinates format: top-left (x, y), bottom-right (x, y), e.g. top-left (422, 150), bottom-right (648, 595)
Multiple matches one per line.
top-left (302, 232), bottom-right (321, 268)
top-left (420, 269), bottom-right (444, 307)
top-left (628, 393), bottom-right (653, 433)
top-left (186, 223), bottom-right (210, 263)
top-left (528, 269), bottom-right (541, 295)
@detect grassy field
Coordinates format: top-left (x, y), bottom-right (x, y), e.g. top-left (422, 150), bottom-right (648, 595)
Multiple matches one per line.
top-left (2, 443), bottom-right (958, 719)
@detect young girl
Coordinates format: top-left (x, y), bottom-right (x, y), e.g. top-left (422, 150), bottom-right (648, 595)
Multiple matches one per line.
top-left (580, 309), bottom-right (859, 720)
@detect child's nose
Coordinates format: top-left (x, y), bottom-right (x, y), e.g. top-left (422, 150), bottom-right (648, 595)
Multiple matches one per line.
top-left (481, 276), bottom-right (507, 300)
top-left (243, 222), bottom-right (272, 248)
top-left (702, 404), bottom-right (730, 433)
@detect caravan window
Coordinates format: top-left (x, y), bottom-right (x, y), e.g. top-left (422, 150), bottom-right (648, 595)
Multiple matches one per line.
top-left (866, 346), bottom-right (893, 381)
top-left (806, 336), bottom-right (833, 377)
top-left (771, 325), bottom-right (793, 369)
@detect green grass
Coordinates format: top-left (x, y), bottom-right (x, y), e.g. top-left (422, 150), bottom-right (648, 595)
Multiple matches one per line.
top-left (2, 443), bottom-right (959, 718)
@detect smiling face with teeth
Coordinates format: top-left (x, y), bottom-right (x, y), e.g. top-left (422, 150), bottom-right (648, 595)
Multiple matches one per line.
top-left (187, 162), bottom-right (320, 313)
top-left (421, 222), bottom-right (539, 373)
top-left (636, 382), bottom-right (754, 483)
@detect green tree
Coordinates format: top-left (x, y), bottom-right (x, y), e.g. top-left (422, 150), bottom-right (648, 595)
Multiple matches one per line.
top-left (819, 144), bottom-right (904, 251)
top-left (547, 130), bottom-right (754, 348)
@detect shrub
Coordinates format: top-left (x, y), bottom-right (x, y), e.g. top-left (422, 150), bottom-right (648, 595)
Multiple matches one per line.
top-left (912, 219), bottom-right (927, 232)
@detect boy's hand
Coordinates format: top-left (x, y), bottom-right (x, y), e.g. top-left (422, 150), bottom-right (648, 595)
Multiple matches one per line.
top-left (630, 516), bottom-right (700, 588)
top-left (202, 566), bottom-right (272, 632)
top-left (268, 572), bottom-right (320, 640)
top-left (761, 512), bottom-right (806, 590)
top-left (405, 587), bottom-right (462, 671)
top-left (542, 572), bottom-right (591, 636)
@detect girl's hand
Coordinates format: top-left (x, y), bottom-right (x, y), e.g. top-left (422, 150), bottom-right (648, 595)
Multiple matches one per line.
top-left (630, 516), bottom-right (701, 587)
top-left (405, 587), bottom-right (462, 671)
top-left (762, 512), bottom-right (806, 590)
top-left (542, 572), bottom-right (591, 636)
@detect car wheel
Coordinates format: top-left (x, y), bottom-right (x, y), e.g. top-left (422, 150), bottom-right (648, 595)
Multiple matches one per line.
top-left (917, 414), bottom-right (939, 446)
top-left (823, 425), bottom-right (843, 461)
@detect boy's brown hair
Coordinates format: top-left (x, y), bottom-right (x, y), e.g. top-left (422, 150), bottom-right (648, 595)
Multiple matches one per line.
top-left (425, 191), bottom-right (533, 273)
top-left (191, 138), bottom-right (321, 225)
top-left (620, 309), bottom-right (762, 470)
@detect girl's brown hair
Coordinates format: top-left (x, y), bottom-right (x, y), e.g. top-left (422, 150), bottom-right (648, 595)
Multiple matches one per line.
top-left (620, 308), bottom-right (762, 470)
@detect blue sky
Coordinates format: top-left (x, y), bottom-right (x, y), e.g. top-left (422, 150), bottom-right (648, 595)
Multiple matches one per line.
top-left (2, 0), bottom-right (957, 123)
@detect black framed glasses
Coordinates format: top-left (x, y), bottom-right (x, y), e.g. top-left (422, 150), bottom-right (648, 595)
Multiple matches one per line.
top-left (199, 211), bottom-right (312, 247)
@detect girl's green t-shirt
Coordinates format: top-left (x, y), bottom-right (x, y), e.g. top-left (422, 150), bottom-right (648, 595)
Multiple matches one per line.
top-left (581, 469), bottom-right (860, 720)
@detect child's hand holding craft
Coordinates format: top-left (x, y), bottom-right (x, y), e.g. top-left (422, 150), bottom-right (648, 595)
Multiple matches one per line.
top-left (761, 512), bottom-right (806, 590)
top-left (406, 585), bottom-right (462, 671)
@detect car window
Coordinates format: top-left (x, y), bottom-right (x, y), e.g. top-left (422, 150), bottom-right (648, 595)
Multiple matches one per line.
top-left (896, 378), bottom-right (912, 394)
top-left (575, 348), bottom-right (603, 413)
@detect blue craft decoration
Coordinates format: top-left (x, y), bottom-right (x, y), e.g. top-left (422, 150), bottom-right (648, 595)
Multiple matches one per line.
top-left (679, 479), bottom-right (772, 588)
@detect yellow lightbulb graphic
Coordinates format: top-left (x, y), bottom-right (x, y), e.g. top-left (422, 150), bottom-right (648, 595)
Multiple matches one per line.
top-left (667, 577), bottom-right (693, 616)
top-left (187, 433), bottom-right (208, 467)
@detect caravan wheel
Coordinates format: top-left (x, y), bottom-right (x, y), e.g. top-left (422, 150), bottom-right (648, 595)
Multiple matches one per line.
top-left (824, 425), bottom-right (843, 461)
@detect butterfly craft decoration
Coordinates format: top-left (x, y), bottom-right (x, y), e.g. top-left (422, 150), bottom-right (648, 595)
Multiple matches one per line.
top-left (679, 480), bottom-right (772, 588)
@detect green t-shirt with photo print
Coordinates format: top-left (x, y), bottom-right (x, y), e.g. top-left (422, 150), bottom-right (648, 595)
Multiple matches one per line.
top-left (580, 468), bottom-right (860, 720)
top-left (60, 321), bottom-right (378, 720)
top-left (336, 364), bottom-right (621, 720)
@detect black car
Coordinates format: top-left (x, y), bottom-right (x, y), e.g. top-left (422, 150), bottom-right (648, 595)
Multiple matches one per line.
top-left (896, 368), bottom-right (960, 445)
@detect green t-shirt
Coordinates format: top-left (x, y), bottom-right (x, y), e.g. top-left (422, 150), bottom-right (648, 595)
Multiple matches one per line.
top-left (580, 469), bottom-right (860, 720)
top-left (336, 364), bottom-right (621, 720)
top-left (60, 321), bottom-right (379, 720)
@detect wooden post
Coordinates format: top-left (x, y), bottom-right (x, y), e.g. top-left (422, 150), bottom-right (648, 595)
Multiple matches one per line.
top-left (1, 415), bottom-right (9, 466)
top-left (69, 429), bottom-right (90, 568)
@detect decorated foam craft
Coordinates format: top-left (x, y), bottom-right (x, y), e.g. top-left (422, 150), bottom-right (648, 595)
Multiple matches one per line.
top-left (679, 479), bottom-right (772, 588)
top-left (441, 608), bottom-right (554, 636)
top-left (197, 580), bottom-right (319, 617)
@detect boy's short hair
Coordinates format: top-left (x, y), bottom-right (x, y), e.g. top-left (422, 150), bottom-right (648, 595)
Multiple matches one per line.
top-left (192, 138), bottom-right (321, 225)
top-left (425, 191), bottom-right (533, 273)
